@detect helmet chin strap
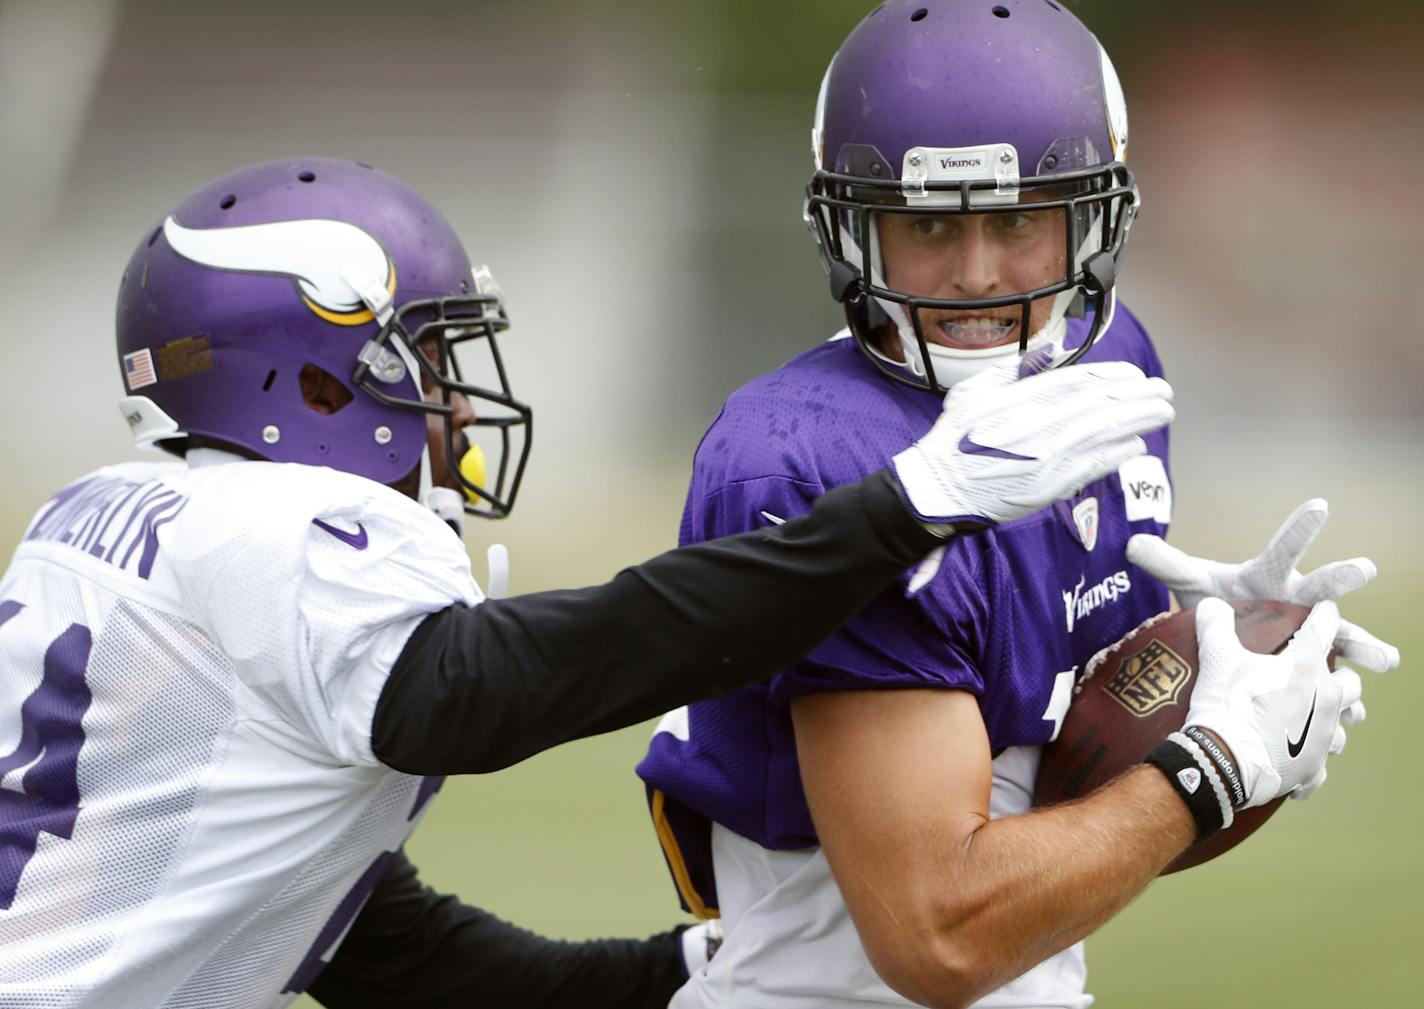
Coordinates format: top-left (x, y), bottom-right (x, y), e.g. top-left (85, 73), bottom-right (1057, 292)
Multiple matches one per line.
top-left (915, 313), bottom-right (1068, 389)
top-left (418, 438), bottom-right (513, 600)
top-left (420, 447), bottom-right (467, 539)
top-left (376, 314), bottom-right (465, 540)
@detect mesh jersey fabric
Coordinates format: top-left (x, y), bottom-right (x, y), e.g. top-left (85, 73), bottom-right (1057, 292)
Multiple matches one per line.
top-left (0, 457), bottom-right (478, 1008)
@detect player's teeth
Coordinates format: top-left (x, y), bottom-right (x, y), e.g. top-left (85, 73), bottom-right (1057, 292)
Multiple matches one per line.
top-left (940, 318), bottom-right (1014, 346)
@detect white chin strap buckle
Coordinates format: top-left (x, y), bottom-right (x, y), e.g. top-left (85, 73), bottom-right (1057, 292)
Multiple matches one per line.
top-left (425, 486), bottom-right (466, 539)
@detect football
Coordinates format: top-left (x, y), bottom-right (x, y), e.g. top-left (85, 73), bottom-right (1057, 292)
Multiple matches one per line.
top-left (1035, 599), bottom-right (1323, 874)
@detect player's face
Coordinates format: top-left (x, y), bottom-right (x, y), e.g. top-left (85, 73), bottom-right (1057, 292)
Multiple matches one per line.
top-left (417, 343), bottom-right (474, 493)
top-left (383, 343), bottom-right (476, 501)
top-left (424, 392), bottom-right (474, 491)
top-left (875, 202), bottom-right (1067, 351)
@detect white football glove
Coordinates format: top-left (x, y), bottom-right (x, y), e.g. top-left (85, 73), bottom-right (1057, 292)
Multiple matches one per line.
top-left (680, 919), bottom-right (723, 976)
top-left (1185, 598), bottom-right (1362, 808)
top-left (1127, 499), bottom-right (1400, 673)
top-left (892, 359), bottom-right (1175, 528)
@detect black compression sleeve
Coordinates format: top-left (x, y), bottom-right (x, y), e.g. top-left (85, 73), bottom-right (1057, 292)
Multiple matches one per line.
top-left (373, 469), bottom-right (942, 773)
top-left (307, 850), bottom-right (687, 1009)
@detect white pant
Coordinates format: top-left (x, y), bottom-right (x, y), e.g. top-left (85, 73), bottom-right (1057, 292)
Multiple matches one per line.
top-left (669, 747), bottom-right (1093, 1009)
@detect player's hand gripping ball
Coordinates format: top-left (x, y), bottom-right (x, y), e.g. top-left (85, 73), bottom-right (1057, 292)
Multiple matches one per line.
top-left (1035, 600), bottom-right (1332, 873)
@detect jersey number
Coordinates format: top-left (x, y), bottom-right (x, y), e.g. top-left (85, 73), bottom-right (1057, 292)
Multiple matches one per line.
top-left (1041, 667), bottom-right (1076, 742)
top-left (0, 600), bottom-right (94, 910)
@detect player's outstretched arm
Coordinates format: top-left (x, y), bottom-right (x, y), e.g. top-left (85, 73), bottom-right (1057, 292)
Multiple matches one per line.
top-left (793, 599), bottom-right (1349, 1009)
top-left (307, 850), bottom-right (693, 1009)
top-left (372, 364), bottom-right (1174, 775)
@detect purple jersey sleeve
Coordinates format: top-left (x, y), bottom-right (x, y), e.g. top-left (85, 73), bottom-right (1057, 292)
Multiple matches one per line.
top-left (687, 473), bottom-right (987, 704)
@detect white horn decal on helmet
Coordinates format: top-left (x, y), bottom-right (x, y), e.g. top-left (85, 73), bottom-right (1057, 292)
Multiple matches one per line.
top-left (163, 216), bottom-right (395, 326)
top-left (1100, 44), bottom-right (1129, 162)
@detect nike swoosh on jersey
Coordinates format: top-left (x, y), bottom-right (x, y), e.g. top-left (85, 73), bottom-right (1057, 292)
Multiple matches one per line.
top-left (957, 433), bottom-right (1036, 462)
top-left (1286, 687), bottom-right (1318, 758)
top-left (312, 519), bottom-right (369, 550)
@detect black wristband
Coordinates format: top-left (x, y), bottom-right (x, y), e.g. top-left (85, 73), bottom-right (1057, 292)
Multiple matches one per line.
top-left (1182, 725), bottom-right (1246, 809)
top-left (1145, 737), bottom-right (1224, 842)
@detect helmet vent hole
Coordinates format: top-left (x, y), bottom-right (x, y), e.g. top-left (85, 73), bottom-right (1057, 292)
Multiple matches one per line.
top-left (1043, 0), bottom-right (1061, 9)
top-left (299, 364), bottom-right (354, 415)
top-left (298, 171), bottom-right (316, 183)
top-left (262, 370), bottom-right (277, 392)
top-left (992, 5), bottom-right (1011, 17)
top-left (147, 226), bottom-right (161, 247)
top-left (910, 7), bottom-right (928, 21)
top-left (219, 195), bottom-right (236, 210)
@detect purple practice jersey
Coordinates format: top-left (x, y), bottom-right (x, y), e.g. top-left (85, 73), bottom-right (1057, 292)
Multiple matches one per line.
top-left (637, 307), bottom-right (1172, 916)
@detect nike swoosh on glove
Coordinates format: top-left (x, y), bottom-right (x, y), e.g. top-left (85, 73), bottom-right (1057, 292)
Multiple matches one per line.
top-left (1185, 598), bottom-right (1360, 808)
top-left (892, 358), bottom-right (1175, 529)
top-left (1126, 498), bottom-right (1400, 674)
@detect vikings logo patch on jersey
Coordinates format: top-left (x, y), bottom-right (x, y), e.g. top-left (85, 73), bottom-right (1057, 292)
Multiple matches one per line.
top-left (1072, 497), bottom-right (1099, 552)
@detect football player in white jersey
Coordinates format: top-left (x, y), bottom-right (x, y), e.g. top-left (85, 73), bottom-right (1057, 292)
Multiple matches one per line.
top-left (637, 3), bottom-right (1399, 1009)
top-left (0, 156), bottom-right (1177, 1008)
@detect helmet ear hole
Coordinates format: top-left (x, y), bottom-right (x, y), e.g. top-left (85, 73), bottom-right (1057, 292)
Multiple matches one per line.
top-left (298, 364), bottom-right (354, 415)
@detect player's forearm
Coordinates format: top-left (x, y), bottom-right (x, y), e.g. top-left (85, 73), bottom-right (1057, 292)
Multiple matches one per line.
top-left (877, 766), bottom-right (1193, 1009)
top-left (373, 470), bottom-right (943, 774)
top-left (308, 850), bottom-right (688, 1009)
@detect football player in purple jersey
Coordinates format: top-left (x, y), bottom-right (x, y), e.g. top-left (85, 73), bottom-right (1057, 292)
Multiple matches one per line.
top-left (0, 155), bottom-right (1174, 1009)
top-left (638, 3), bottom-right (1397, 1008)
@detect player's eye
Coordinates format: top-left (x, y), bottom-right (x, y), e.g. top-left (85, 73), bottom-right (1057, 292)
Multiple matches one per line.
top-left (909, 216), bottom-right (946, 237)
top-left (995, 213), bottom-right (1034, 232)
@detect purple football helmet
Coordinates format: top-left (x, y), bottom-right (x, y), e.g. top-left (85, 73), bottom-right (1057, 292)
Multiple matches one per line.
top-left (115, 157), bottom-right (531, 519)
top-left (805, 0), bottom-right (1139, 391)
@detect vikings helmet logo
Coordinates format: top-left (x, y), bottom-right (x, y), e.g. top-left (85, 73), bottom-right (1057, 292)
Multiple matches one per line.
top-left (1100, 45), bottom-right (1129, 162)
top-left (162, 216), bottom-right (396, 326)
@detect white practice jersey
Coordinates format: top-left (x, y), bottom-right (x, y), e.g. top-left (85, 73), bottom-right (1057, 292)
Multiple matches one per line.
top-left (670, 747), bottom-right (1092, 1009)
top-left (0, 455), bottom-right (480, 1008)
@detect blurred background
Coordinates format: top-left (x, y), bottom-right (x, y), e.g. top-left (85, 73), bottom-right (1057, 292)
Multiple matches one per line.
top-left (1, 0), bottom-right (1419, 1005)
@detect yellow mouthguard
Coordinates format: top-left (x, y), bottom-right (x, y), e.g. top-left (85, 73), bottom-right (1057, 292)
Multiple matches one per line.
top-left (459, 444), bottom-right (487, 503)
